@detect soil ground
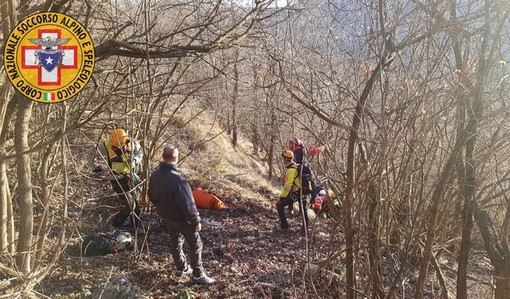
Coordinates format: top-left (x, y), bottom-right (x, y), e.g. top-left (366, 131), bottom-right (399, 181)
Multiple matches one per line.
top-left (38, 183), bottom-right (494, 299)
top-left (44, 189), bottom-right (337, 298)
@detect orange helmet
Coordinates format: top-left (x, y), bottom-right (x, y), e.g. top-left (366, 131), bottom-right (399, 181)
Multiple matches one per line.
top-left (110, 128), bottom-right (128, 148)
top-left (282, 150), bottom-right (294, 159)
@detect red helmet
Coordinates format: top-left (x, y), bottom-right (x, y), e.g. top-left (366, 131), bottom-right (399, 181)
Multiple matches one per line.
top-left (288, 137), bottom-right (303, 147)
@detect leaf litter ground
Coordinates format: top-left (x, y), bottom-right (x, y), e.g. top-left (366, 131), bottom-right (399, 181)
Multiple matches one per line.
top-left (39, 187), bottom-right (493, 299)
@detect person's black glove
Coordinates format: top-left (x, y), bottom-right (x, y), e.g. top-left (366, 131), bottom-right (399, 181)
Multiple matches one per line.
top-left (111, 157), bottom-right (123, 162)
top-left (92, 164), bottom-right (104, 173)
top-left (110, 147), bottom-right (125, 162)
top-left (114, 147), bottom-right (124, 157)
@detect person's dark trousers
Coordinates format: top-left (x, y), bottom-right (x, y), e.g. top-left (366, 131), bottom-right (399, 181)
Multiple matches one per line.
top-left (277, 193), bottom-right (309, 229)
top-left (165, 219), bottom-right (204, 278)
top-left (288, 202), bottom-right (295, 214)
top-left (111, 175), bottom-right (141, 228)
top-left (288, 194), bottom-right (311, 214)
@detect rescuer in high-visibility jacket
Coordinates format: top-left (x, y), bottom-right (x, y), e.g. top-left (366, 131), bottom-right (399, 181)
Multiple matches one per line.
top-left (94, 128), bottom-right (143, 232)
top-left (275, 150), bottom-right (309, 232)
top-left (286, 137), bottom-right (325, 216)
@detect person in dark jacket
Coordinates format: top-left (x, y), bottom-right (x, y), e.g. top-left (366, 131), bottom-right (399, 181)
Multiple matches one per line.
top-left (148, 144), bottom-right (215, 285)
top-left (287, 137), bottom-right (325, 164)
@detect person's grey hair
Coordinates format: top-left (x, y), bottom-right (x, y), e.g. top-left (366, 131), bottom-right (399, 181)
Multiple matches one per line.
top-left (163, 144), bottom-right (179, 161)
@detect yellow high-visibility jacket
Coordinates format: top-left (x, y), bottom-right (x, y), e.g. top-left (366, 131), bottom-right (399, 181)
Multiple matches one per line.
top-left (103, 138), bottom-right (142, 174)
top-left (280, 162), bottom-right (301, 198)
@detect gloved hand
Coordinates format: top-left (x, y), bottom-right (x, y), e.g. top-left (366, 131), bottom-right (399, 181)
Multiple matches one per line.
top-left (110, 153), bottom-right (124, 162)
top-left (92, 164), bottom-right (104, 173)
top-left (114, 147), bottom-right (124, 157)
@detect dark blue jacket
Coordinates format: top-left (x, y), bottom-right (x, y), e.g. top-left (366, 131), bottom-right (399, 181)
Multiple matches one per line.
top-left (148, 162), bottom-right (200, 226)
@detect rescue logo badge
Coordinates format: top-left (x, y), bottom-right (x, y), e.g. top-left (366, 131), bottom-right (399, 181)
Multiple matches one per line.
top-left (3, 12), bottom-right (95, 103)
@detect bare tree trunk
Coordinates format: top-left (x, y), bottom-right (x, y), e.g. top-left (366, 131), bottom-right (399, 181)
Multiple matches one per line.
top-left (232, 59), bottom-right (239, 147)
top-left (456, 199), bottom-right (474, 299)
top-left (455, 0), bottom-right (503, 297)
top-left (34, 143), bottom-right (56, 264)
top-left (449, 1), bottom-right (474, 296)
top-left (14, 96), bottom-right (34, 274)
top-left (367, 182), bottom-right (385, 299)
top-left (0, 100), bottom-right (16, 254)
top-left (344, 115), bottom-right (357, 299)
top-left (344, 48), bottom-right (394, 298)
top-left (415, 139), bottom-right (463, 299)
top-left (474, 202), bottom-right (510, 299)
top-left (250, 68), bottom-right (260, 154)
top-left (0, 152), bottom-right (12, 253)
top-left (268, 104), bottom-right (276, 180)
top-left (494, 264), bottom-right (510, 299)
top-left (0, 0), bottom-right (17, 256)
top-left (495, 199), bottom-right (510, 299)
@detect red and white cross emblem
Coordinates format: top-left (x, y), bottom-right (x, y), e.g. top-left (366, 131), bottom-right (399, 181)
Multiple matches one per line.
top-left (21, 29), bottom-right (78, 86)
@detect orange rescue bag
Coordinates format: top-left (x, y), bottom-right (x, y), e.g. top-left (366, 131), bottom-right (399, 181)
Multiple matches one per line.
top-left (192, 188), bottom-right (228, 209)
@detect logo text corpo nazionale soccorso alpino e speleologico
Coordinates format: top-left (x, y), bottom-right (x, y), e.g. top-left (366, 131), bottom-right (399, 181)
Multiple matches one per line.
top-left (3, 12), bottom-right (95, 103)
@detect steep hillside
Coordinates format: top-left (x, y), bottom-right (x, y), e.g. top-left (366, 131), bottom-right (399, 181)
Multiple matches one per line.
top-left (175, 115), bottom-right (279, 208)
top-left (39, 111), bottom-right (330, 298)
top-left (35, 111), bottom-right (492, 298)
